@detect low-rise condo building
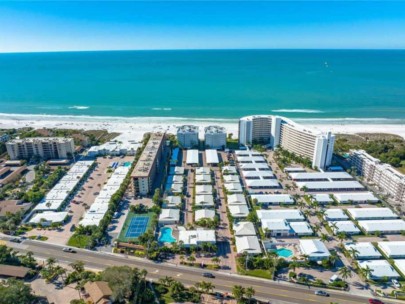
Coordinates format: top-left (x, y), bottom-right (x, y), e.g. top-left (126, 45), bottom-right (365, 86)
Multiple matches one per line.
top-left (204, 125), bottom-right (226, 149)
top-left (351, 150), bottom-right (405, 203)
top-left (177, 125), bottom-right (199, 148)
top-left (131, 133), bottom-right (166, 195)
top-left (238, 115), bottom-right (335, 169)
top-left (344, 242), bottom-right (382, 260)
top-left (6, 137), bottom-right (75, 160)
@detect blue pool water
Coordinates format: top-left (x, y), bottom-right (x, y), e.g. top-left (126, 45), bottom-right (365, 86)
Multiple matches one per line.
top-left (275, 248), bottom-right (293, 258)
top-left (123, 161), bottom-right (132, 167)
top-left (159, 227), bottom-right (176, 243)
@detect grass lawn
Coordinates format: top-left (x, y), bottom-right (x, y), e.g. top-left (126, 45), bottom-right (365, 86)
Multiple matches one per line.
top-left (67, 234), bottom-right (91, 248)
top-left (237, 264), bottom-right (274, 279)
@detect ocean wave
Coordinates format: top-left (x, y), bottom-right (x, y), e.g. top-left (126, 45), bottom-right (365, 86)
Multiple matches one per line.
top-left (272, 109), bottom-right (324, 113)
top-left (0, 112), bottom-right (404, 125)
top-left (152, 107), bottom-right (172, 111)
top-left (68, 106), bottom-right (90, 110)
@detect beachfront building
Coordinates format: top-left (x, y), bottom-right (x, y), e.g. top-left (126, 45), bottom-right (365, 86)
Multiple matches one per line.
top-left (350, 150), bottom-right (405, 203)
top-left (358, 260), bottom-right (400, 280)
top-left (186, 149), bottom-right (199, 166)
top-left (205, 149), bottom-right (219, 165)
top-left (177, 125), bottom-right (199, 148)
top-left (158, 209), bottom-right (180, 226)
top-left (235, 235), bottom-right (262, 255)
top-left (378, 242), bottom-right (405, 258)
top-left (6, 137), bottom-right (75, 160)
top-left (204, 125), bottom-right (226, 149)
top-left (238, 115), bottom-right (335, 169)
top-left (178, 229), bottom-right (216, 247)
top-left (299, 239), bottom-right (331, 261)
top-left (131, 133), bottom-right (166, 196)
top-left (344, 242), bottom-right (382, 260)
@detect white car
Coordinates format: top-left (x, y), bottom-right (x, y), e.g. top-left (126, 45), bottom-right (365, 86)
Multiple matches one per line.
top-left (392, 279), bottom-right (401, 288)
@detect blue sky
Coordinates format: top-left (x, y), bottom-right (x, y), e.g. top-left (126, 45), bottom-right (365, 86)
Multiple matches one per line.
top-left (1, 1), bottom-right (405, 52)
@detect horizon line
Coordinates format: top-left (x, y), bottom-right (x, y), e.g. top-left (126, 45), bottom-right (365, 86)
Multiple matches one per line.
top-left (1, 47), bottom-right (405, 55)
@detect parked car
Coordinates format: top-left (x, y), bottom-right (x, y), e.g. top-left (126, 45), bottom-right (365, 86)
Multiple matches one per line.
top-left (9, 238), bottom-right (22, 243)
top-left (62, 247), bottom-right (76, 253)
top-left (202, 272), bottom-right (215, 278)
top-left (392, 279), bottom-right (401, 288)
top-left (368, 300), bottom-right (384, 304)
top-left (314, 290), bottom-right (329, 297)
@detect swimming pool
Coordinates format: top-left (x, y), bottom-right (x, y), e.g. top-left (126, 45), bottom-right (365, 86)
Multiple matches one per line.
top-left (123, 161), bottom-right (132, 167)
top-left (158, 227), bottom-right (176, 243)
top-left (274, 248), bottom-right (293, 258)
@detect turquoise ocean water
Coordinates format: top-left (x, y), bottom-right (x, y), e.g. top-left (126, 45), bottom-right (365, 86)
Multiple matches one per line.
top-left (0, 50), bottom-right (404, 123)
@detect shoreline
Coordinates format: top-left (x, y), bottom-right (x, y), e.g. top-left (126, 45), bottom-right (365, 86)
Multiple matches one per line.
top-left (0, 114), bottom-right (404, 141)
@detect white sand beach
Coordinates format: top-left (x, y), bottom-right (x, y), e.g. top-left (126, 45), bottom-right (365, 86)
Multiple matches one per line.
top-left (0, 114), bottom-right (404, 141)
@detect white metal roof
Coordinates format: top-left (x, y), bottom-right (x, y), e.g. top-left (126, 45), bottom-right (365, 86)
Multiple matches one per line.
top-left (358, 260), bottom-right (399, 279)
top-left (227, 194), bottom-right (247, 205)
top-left (195, 195), bottom-right (215, 207)
top-left (334, 192), bottom-right (379, 203)
top-left (186, 149), bottom-right (199, 164)
top-left (299, 239), bottom-right (330, 259)
top-left (242, 170), bottom-right (274, 178)
top-left (172, 175), bottom-right (183, 184)
top-left (195, 185), bottom-right (213, 195)
top-left (257, 209), bottom-right (304, 221)
top-left (284, 167), bottom-right (306, 173)
top-left (173, 166), bottom-right (185, 175)
top-left (246, 179), bottom-right (279, 188)
top-left (237, 156), bottom-right (266, 163)
top-left (235, 150), bottom-right (262, 156)
top-left (324, 209), bottom-right (349, 221)
top-left (223, 175), bottom-right (240, 183)
top-left (228, 204), bottom-right (249, 218)
top-left (170, 183), bottom-right (183, 193)
top-left (344, 242), bottom-right (381, 259)
top-left (159, 209), bottom-right (180, 222)
top-left (290, 222), bottom-right (313, 235)
top-left (195, 209), bottom-right (216, 221)
top-left (235, 235), bottom-right (262, 254)
top-left (233, 222), bottom-right (256, 236)
top-left (329, 221), bottom-right (360, 234)
top-left (239, 163), bottom-right (270, 170)
top-left (394, 260), bottom-right (405, 277)
top-left (378, 242), bottom-right (405, 257)
top-left (289, 172), bottom-right (353, 180)
top-left (347, 208), bottom-right (398, 220)
top-left (205, 149), bottom-right (219, 164)
top-left (312, 194), bottom-right (334, 203)
top-left (358, 220), bottom-right (405, 233)
top-left (296, 181), bottom-right (364, 190)
top-left (261, 219), bottom-right (291, 231)
top-left (196, 167), bottom-right (211, 175)
top-left (224, 182), bottom-right (243, 193)
top-left (163, 196), bottom-right (182, 208)
top-left (250, 194), bottom-right (294, 204)
top-left (178, 230), bottom-right (216, 245)
top-left (222, 166), bottom-right (237, 175)
top-left (29, 211), bottom-right (68, 224)
top-left (195, 174), bottom-right (212, 184)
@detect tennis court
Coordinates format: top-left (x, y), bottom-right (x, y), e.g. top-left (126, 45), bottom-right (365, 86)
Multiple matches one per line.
top-left (125, 216), bottom-right (149, 238)
top-left (118, 212), bottom-right (154, 242)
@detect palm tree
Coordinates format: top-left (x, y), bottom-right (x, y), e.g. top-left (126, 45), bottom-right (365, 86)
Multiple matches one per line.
top-left (337, 232), bottom-right (347, 244)
top-left (360, 265), bottom-right (373, 280)
top-left (201, 281), bottom-right (215, 293)
top-left (338, 266), bottom-right (352, 280)
top-left (245, 286), bottom-right (255, 303)
top-left (69, 260), bottom-right (85, 273)
top-left (158, 276), bottom-right (174, 287)
top-left (329, 221), bottom-right (338, 233)
top-left (211, 257), bottom-right (221, 265)
top-left (187, 255), bottom-right (196, 263)
top-left (170, 281), bottom-right (185, 295)
top-left (232, 285), bottom-right (245, 303)
top-left (320, 233), bottom-right (329, 242)
top-left (348, 247), bottom-right (360, 260)
top-left (329, 252), bottom-right (339, 267)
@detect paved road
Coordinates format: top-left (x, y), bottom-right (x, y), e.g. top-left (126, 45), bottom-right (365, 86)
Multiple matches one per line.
top-left (2, 236), bottom-right (400, 304)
